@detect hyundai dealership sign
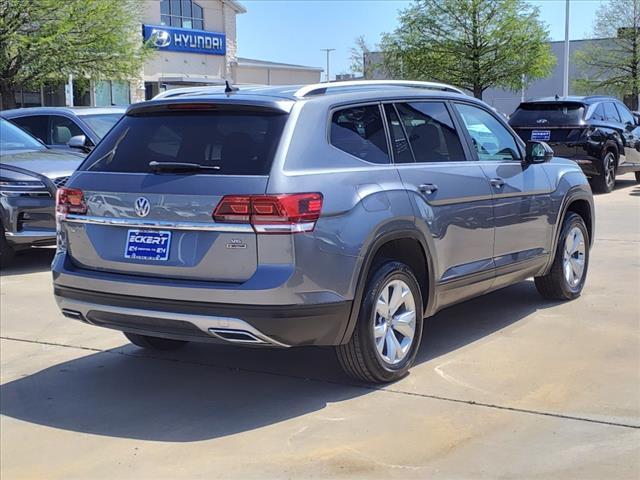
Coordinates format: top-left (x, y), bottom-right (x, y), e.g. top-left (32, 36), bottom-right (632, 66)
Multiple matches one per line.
top-left (142, 25), bottom-right (226, 56)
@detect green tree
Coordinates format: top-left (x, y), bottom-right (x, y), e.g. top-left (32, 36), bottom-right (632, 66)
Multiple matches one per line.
top-left (0, 0), bottom-right (150, 109)
top-left (380, 0), bottom-right (555, 99)
top-left (349, 35), bottom-right (372, 78)
top-left (574, 0), bottom-right (639, 109)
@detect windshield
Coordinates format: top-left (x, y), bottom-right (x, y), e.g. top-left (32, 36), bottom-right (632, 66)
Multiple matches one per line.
top-left (509, 102), bottom-right (585, 126)
top-left (80, 110), bottom-right (288, 175)
top-left (80, 113), bottom-right (123, 139)
top-left (0, 118), bottom-right (46, 152)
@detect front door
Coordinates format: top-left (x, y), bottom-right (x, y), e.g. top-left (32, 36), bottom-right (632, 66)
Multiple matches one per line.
top-left (453, 102), bottom-right (553, 284)
top-left (384, 101), bottom-right (495, 310)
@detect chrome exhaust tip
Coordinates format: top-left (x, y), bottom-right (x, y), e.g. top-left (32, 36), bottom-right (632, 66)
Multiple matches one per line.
top-left (208, 328), bottom-right (267, 344)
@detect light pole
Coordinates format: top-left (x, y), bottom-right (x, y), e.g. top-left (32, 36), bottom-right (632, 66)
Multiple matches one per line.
top-left (562, 0), bottom-right (570, 97)
top-left (321, 48), bottom-right (335, 83)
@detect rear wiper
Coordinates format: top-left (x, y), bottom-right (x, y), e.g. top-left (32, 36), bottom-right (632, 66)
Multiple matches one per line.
top-left (148, 161), bottom-right (221, 173)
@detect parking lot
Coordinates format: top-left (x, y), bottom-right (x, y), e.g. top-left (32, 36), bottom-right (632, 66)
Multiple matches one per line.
top-left (0, 174), bottom-right (638, 479)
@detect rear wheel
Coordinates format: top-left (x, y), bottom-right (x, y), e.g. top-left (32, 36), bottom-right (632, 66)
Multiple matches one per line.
top-left (535, 212), bottom-right (589, 300)
top-left (124, 332), bottom-right (189, 351)
top-left (635, 171), bottom-right (640, 183)
top-left (590, 150), bottom-right (616, 193)
top-left (336, 261), bottom-right (423, 384)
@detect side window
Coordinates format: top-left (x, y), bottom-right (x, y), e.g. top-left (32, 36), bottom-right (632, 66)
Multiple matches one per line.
top-left (330, 105), bottom-right (390, 164)
top-left (455, 103), bottom-right (521, 161)
top-left (590, 104), bottom-right (606, 121)
top-left (10, 115), bottom-right (49, 143)
top-left (393, 102), bottom-right (465, 163)
top-left (603, 102), bottom-right (621, 123)
top-left (49, 116), bottom-right (84, 145)
top-left (383, 104), bottom-right (414, 163)
top-left (615, 103), bottom-right (635, 126)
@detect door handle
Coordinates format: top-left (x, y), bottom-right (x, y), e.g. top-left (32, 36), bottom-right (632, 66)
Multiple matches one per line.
top-left (490, 178), bottom-right (505, 188)
top-left (419, 183), bottom-right (438, 194)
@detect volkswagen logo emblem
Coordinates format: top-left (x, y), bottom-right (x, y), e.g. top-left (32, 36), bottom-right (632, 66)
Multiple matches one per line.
top-left (134, 197), bottom-right (151, 218)
top-left (150, 29), bottom-right (171, 48)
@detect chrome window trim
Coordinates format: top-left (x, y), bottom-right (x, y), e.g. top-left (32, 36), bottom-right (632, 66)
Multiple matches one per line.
top-left (62, 214), bottom-right (254, 233)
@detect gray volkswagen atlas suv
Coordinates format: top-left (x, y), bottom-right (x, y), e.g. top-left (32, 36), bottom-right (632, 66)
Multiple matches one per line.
top-left (53, 81), bottom-right (594, 383)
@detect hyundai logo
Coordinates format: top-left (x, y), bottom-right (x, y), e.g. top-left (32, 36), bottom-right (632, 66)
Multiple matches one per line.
top-left (134, 197), bottom-right (151, 218)
top-left (150, 29), bottom-right (171, 48)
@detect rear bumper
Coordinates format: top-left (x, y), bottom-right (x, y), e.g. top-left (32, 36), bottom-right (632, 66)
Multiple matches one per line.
top-left (54, 285), bottom-right (352, 347)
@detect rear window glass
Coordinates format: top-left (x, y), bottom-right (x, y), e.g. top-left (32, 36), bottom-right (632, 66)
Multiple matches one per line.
top-left (330, 105), bottom-right (390, 164)
top-left (80, 111), bottom-right (287, 175)
top-left (509, 102), bottom-right (585, 126)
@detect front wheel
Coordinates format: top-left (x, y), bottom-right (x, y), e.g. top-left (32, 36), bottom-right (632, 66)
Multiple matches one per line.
top-left (336, 261), bottom-right (424, 383)
top-left (124, 332), bottom-right (189, 351)
top-left (535, 212), bottom-right (589, 300)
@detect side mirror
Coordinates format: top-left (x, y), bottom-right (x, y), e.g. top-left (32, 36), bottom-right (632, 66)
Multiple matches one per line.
top-left (68, 135), bottom-right (87, 149)
top-left (67, 135), bottom-right (92, 152)
top-left (525, 141), bottom-right (553, 164)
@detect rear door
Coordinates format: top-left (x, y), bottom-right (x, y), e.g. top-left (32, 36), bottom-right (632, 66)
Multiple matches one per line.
top-left (454, 102), bottom-right (553, 272)
top-left (64, 104), bottom-right (288, 282)
top-left (384, 101), bottom-right (495, 305)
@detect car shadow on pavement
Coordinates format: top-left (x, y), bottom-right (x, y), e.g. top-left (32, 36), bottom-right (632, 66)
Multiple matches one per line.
top-left (0, 280), bottom-right (559, 442)
top-left (0, 248), bottom-right (55, 277)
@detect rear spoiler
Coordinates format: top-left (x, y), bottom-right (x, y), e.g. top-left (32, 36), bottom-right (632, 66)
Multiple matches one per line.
top-left (126, 97), bottom-right (294, 116)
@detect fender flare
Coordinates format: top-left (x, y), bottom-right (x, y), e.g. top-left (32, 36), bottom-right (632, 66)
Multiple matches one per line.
top-left (337, 228), bottom-right (436, 344)
top-left (543, 186), bottom-right (594, 274)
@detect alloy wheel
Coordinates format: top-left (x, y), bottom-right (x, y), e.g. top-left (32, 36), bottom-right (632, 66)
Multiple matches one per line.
top-left (562, 226), bottom-right (586, 288)
top-left (372, 279), bottom-right (416, 365)
top-left (604, 152), bottom-right (616, 190)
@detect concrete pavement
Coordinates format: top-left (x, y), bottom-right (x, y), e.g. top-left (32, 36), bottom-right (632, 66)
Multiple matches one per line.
top-left (1, 175), bottom-right (639, 479)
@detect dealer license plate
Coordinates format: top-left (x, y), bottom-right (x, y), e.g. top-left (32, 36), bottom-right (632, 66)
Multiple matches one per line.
top-left (124, 229), bottom-right (171, 261)
top-left (531, 130), bottom-right (551, 141)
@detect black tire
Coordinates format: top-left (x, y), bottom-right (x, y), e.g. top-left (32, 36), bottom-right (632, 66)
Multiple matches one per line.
top-left (336, 261), bottom-right (424, 384)
top-left (535, 212), bottom-right (589, 301)
top-left (0, 227), bottom-right (15, 268)
top-left (635, 171), bottom-right (640, 183)
top-left (123, 332), bottom-right (189, 351)
top-left (590, 150), bottom-right (617, 193)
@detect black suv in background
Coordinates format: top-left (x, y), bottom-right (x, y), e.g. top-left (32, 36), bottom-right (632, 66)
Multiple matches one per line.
top-left (509, 96), bottom-right (640, 193)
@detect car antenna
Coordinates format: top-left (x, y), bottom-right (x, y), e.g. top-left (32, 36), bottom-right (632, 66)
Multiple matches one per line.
top-left (554, 94), bottom-right (560, 101)
top-left (225, 80), bottom-right (239, 94)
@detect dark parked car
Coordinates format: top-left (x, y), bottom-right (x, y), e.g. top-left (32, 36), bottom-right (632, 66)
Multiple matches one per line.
top-left (0, 118), bottom-right (83, 265)
top-left (2, 107), bottom-right (125, 153)
top-left (509, 96), bottom-right (640, 192)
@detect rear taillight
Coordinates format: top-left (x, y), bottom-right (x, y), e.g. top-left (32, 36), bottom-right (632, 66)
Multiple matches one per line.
top-left (213, 193), bottom-right (323, 233)
top-left (56, 187), bottom-right (87, 215)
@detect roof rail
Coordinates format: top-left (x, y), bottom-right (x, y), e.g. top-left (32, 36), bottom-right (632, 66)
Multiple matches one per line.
top-left (293, 80), bottom-right (465, 98)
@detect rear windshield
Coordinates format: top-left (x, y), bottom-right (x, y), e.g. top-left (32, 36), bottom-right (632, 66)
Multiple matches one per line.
top-left (509, 102), bottom-right (585, 126)
top-left (80, 110), bottom-right (287, 175)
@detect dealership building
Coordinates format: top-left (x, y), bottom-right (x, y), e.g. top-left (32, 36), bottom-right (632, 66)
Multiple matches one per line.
top-left (6, 0), bottom-right (322, 108)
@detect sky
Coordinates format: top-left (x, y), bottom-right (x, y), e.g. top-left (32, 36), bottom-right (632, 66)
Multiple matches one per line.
top-left (236, 0), bottom-right (607, 81)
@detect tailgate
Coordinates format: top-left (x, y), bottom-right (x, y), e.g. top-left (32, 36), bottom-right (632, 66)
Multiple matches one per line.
top-left (59, 105), bottom-right (288, 283)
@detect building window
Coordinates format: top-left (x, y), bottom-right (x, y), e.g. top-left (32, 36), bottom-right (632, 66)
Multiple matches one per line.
top-left (160, 0), bottom-right (204, 30)
top-left (95, 80), bottom-right (130, 106)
